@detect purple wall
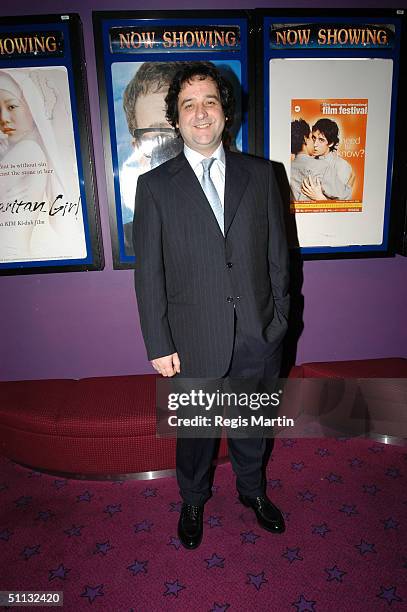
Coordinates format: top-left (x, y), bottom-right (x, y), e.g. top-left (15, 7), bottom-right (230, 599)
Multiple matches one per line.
top-left (1, 0), bottom-right (406, 381)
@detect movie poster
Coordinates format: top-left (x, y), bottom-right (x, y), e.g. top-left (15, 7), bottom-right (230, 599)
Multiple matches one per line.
top-left (112, 60), bottom-right (243, 256)
top-left (267, 57), bottom-right (393, 248)
top-left (290, 98), bottom-right (368, 213)
top-left (262, 14), bottom-right (403, 254)
top-left (0, 66), bottom-right (87, 264)
top-left (94, 14), bottom-right (249, 267)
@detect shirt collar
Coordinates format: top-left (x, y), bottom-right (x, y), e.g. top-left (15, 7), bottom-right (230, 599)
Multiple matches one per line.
top-left (183, 142), bottom-right (225, 172)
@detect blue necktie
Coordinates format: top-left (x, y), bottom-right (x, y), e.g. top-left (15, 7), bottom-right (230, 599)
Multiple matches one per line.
top-left (200, 158), bottom-right (224, 235)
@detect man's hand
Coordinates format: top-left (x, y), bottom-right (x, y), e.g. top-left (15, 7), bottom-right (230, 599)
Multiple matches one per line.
top-left (301, 175), bottom-right (327, 201)
top-left (151, 352), bottom-right (180, 377)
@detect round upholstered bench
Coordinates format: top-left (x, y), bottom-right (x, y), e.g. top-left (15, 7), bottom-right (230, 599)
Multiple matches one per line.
top-left (298, 358), bottom-right (407, 442)
top-left (0, 375), bottom-right (228, 477)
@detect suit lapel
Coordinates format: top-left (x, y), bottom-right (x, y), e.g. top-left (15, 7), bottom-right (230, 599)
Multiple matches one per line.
top-left (168, 150), bottom-right (250, 238)
top-left (169, 152), bottom-right (223, 238)
top-left (224, 150), bottom-right (250, 236)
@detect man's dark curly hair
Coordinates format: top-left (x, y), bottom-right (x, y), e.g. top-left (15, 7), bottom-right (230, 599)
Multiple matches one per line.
top-left (312, 118), bottom-right (340, 152)
top-left (291, 119), bottom-right (311, 155)
top-left (165, 61), bottom-right (235, 136)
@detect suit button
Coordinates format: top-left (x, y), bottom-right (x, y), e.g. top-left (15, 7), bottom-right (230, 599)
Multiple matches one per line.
top-left (226, 296), bottom-right (234, 303)
top-left (226, 262), bottom-right (233, 268)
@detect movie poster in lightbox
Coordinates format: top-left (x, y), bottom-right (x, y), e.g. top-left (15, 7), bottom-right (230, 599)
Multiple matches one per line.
top-left (0, 66), bottom-right (86, 263)
top-left (290, 98), bottom-right (368, 213)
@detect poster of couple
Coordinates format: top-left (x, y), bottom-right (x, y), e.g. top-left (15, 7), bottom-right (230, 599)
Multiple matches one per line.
top-left (290, 98), bottom-right (368, 214)
top-left (267, 56), bottom-right (394, 249)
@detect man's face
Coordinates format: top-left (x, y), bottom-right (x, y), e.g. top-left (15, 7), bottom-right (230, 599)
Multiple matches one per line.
top-left (312, 130), bottom-right (331, 157)
top-left (176, 76), bottom-right (225, 156)
top-left (134, 90), bottom-right (171, 132)
top-left (133, 89), bottom-right (175, 158)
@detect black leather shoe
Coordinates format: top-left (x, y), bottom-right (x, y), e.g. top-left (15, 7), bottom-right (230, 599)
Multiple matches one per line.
top-left (239, 494), bottom-right (285, 533)
top-left (178, 503), bottom-right (204, 549)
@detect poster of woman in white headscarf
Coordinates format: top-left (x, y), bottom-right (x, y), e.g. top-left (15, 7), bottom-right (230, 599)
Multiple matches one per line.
top-left (0, 66), bottom-right (87, 264)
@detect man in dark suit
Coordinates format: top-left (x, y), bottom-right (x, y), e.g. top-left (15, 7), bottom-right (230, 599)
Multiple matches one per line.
top-left (133, 62), bottom-right (289, 550)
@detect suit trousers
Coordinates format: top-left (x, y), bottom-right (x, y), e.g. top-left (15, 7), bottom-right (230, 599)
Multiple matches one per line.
top-left (176, 314), bottom-right (282, 506)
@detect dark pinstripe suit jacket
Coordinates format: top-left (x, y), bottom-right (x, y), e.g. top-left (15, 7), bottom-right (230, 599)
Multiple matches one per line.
top-left (133, 149), bottom-right (289, 378)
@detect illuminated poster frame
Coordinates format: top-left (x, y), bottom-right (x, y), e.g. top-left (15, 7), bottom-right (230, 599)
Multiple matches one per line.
top-left (0, 14), bottom-right (103, 275)
top-left (93, 10), bottom-right (252, 269)
top-left (257, 9), bottom-right (406, 258)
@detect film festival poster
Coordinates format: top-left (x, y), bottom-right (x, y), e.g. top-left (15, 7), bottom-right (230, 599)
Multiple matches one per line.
top-left (290, 98), bottom-right (368, 214)
top-left (112, 59), bottom-right (243, 258)
top-left (0, 66), bottom-right (87, 265)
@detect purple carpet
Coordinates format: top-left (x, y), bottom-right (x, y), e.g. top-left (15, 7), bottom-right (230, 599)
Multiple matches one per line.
top-left (0, 438), bottom-right (406, 611)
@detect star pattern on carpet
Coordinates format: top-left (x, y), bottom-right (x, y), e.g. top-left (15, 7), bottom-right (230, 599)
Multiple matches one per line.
top-left (382, 517), bottom-right (399, 530)
top-left (14, 495), bottom-right (32, 508)
top-left (312, 523), bottom-right (331, 537)
top-left (22, 544), bottom-right (40, 560)
top-left (283, 547), bottom-right (303, 563)
top-left (292, 462), bottom-right (305, 471)
top-left (355, 539), bottom-right (376, 555)
top-left (292, 594), bottom-right (317, 611)
top-left (80, 584), bottom-right (104, 603)
top-left (386, 467), bottom-right (401, 478)
top-left (299, 490), bottom-right (316, 502)
top-left (134, 519), bottom-right (153, 533)
top-left (315, 448), bottom-right (331, 457)
top-left (363, 484), bottom-right (380, 495)
top-left (206, 515), bottom-right (222, 528)
top-left (0, 528), bottom-right (13, 541)
top-left (53, 479), bottom-right (67, 489)
top-left (241, 530), bottom-right (260, 544)
top-left (368, 444), bottom-right (385, 454)
top-left (64, 525), bottom-right (83, 537)
top-left (210, 603), bottom-right (230, 612)
top-left (104, 503), bottom-right (122, 517)
top-left (127, 560), bottom-right (148, 575)
top-left (169, 501), bottom-right (183, 512)
top-left (205, 553), bottom-right (225, 569)
top-left (167, 536), bottom-right (181, 550)
top-left (141, 487), bottom-right (157, 498)
top-left (325, 472), bottom-right (343, 484)
top-left (282, 439), bottom-right (296, 447)
top-left (349, 457), bottom-right (364, 468)
top-left (247, 571), bottom-right (267, 590)
top-left (325, 565), bottom-right (346, 582)
top-left (35, 510), bottom-right (54, 522)
top-left (48, 563), bottom-right (70, 581)
top-left (0, 438), bottom-right (405, 611)
top-left (377, 586), bottom-right (403, 605)
top-left (76, 491), bottom-right (93, 502)
top-left (94, 541), bottom-right (113, 555)
top-left (163, 579), bottom-right (185, 597)
top-left (339, 504), bottom-right (358, 516)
